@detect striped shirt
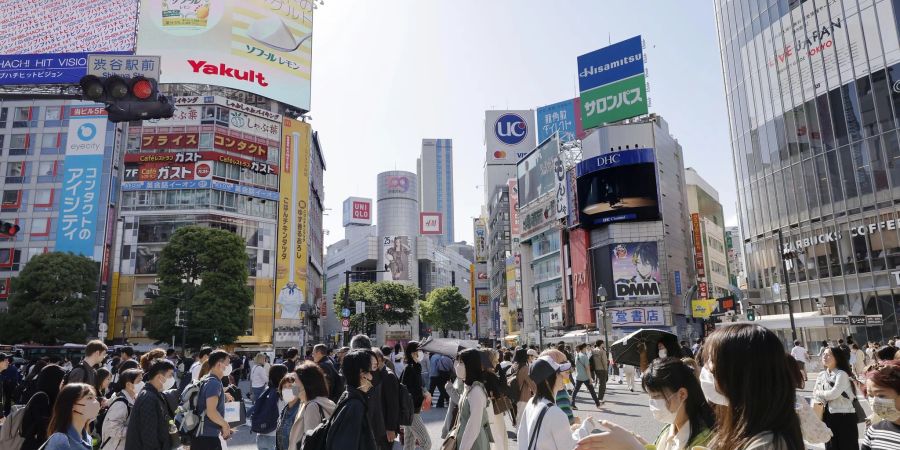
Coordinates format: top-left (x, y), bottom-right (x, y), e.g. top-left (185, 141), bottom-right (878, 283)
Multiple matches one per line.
top-left (862, 420), bottom-right (900, 450)
top-left (555, 390), bottom-right (575, 425)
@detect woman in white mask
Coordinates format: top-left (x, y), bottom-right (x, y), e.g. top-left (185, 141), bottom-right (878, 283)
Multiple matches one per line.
top-left (43, 383), bottom-right (100, 450)
top-left (451, 348), bottom-right (493, 450)
top-left (862, 363), bottom-right (900, 448)
top-left (400, 341), bottom-right (431, 450)
top-left (287, 361), bottom-right (336, 450)
top-left (100, 368), bottom-right (144, 450)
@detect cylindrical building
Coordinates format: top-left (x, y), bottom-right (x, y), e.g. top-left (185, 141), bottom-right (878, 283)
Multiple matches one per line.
top-left (716, 0), bottom-right (900, 344)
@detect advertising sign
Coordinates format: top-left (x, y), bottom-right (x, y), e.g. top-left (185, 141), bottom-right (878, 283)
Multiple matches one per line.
top-left (124, 151), bottom-right (277, 174)
top-left (342, 197), bottom-right (372, 226)
top-left (0, 0), bottom-right (138, 54)
top-left (691, 213), bottom-right (706, 279)
top-left (275, 118), bottom-right (311, 323)
top-left (570, 228), bottom-right (592, 324)
top-left (575, 148), bottom-right (660, 227)
top-left (507, 179), bottom-right (520, 237)
top-left (577, 36), bottom-right (646, 129)
top-left (577, 36), bottom-right (644, 92)
top-left (214, 133), bottom-right (269, 159)
top-left (609, 306), bottom-right (666, 327)
top-left (0, 52), bottom-right (128, 86)
top-left (536, 98), bottom-right (585, 143)
top-left (57, 106), bottom-right (107, 258)
top-left (383, 236), bottom-right (412, 281)
top-left (520, 196), bottom-right (557, 241)
top-left (565, 168), bottom-right (580, 228)
top-left (517, 134), bottom-right (560, 208)
top-left (485, 110), bottom-right (536, 165)
top-left (141, 133), bottom-right (200, 151)
top-left (419, 212), bottom-right (443, 235)
top-left (87, 54), bottom-right (160, 80)
top-left (505, 255), bottom-right (518, 309)
top-left (580, 74), bottom-right (648, 129)
top-left (474, 218), bottom-right (487, 264)
top-left (385, 175), bottom-right (411, 194)
top-left (698, 281), bottom-right (708, 299)
top-left (137, 0), bottom-right (314, 111)
top-left (611, 242), bottom-right (660, 299)
top-left (121, 180), bottom-right (279, 201)
top-left (691, 299), bottom-right (717, 319)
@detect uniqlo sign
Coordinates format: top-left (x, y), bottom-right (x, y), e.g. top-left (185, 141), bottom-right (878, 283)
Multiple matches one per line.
top-left (342, 197), bottom-right (372, 226)
top-left (353, 201), bottom-right (370, 220)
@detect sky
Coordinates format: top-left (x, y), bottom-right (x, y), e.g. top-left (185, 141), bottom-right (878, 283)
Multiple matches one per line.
top-left (311, 1), bottom-right (735, 248)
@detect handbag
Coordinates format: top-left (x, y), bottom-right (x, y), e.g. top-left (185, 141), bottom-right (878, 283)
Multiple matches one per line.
top-left (491, 393), bottom-right (512, 416)
top-left (825, 377), bottom-right (866, 423)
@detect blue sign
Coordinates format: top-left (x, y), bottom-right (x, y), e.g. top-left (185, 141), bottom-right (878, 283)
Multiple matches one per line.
top-left (577, 36), bottom-right (644, 93)
top-left (57, 154), bottom-right (103, 256)
top-left (122, 180), bottom-right (279, 201)
top-left (341, 308), bottom-right (350, 318)
top-left (492, 298), bottom-right (501, 336)
top-left (576, 148), bottom-right (655, 177)
top-left (536, 99), bottom-right (578, 143)
top-left (674, 271), bottom-right (682, 296)
top-left (0, 52), bottom-right (130, 86)
top-left (494, 113), bottom-right (528, 146)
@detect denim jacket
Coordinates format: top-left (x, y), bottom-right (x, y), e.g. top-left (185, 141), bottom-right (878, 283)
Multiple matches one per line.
top-left (44, 426), bottom-right (92, 450)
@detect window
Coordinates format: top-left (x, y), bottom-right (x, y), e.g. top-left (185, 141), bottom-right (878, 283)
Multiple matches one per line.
top-left (30, 218), bottom-right (50, 236)
top-left (6, 161), bottom-right (23, 177)
top-left (33, 189), bottom-right (53, 207)
top-left (44, 106), bottom-right (61, 121)
top-left (9, 134), bottom-right (27, 151)
top-left (12, 107), bottom-right (30, 127)
top-left (1, 190), bottom-right (21, 208)
top-left (37, 161), bottom-right (57, 182)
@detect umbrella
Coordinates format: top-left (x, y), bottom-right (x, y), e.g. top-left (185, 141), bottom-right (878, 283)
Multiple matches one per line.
top-left (609, 328), bottom-right (678, 368)
top-left (418, 336), bottom-right (478, 357)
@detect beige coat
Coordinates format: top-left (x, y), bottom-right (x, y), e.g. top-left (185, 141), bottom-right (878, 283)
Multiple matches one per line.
top-left (288, 396), bottom-right (337, 450)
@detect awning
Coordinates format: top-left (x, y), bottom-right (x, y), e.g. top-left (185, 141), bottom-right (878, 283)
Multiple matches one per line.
top-left (504, 333), bottom-right (521, 341)
top-left (717, 311), bottom-right (845, 330)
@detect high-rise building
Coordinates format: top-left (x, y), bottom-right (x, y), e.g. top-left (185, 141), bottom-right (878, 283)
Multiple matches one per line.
top-left (725, 226), bottom-right (747, 291)
top-left (685, 168), bottom-right (730, 299)
top-left (716, 0), bottom-right (900, 342)
top-left (417, 139), bottom-right (454, 245)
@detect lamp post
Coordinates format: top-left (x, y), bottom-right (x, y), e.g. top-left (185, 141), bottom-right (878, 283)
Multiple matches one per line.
top-left (776, 229), bottom-right (798, 342)
top-left (596, 285), bottom-right (609, 360)
top-left (120, 308), bottom-right (130, 344)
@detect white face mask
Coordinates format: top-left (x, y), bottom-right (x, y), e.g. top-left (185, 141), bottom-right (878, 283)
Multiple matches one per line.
top-left (658, 349), bottom-right (668, 358)
top-left (162, 376), bottom-right (176, 391)
top-left (699, 367), bottom-right (729, 406)
top-left (282, 388), bottom-right (296, 403)
top-left (869, 397), bottom-right (900, 421)
top-left (649, 397), bottom-right (679, 424)
top-left (222, 364), bottom-right (233, 377)
top-left (455, 361), bottom-right (466, 381)
top-left (132, 381), bottom-right (145, 396)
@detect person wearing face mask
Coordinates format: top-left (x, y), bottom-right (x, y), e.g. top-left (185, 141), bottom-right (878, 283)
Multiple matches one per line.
top-left (191, 350), bottom-right (234, 450)
top-left (43, 383), bottom-right (99, 450)
top-left (123, 359), bottom-right (177, 450)
top-left (862, 362), bottom-right (900, 449)
top-left (100, 369), bottom-right (144, 450)
top-left (450, 348), bottom-right (492, 450)
top-left (572, 344), bottom-right (601, 408)
top-left (274, 373), bottom-right (301, 450)
top-left (288, 361), bottom-right (337, 450)
top-left (399, 341), bottom-right (431, 450)
top-left (325, 349), bottom-right (378, 450)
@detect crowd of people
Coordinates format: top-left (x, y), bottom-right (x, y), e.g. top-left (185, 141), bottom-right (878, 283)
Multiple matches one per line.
top-left (0, 325), bottom-right (900, 449)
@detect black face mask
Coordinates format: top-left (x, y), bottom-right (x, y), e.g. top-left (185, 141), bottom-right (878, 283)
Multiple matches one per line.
top-left (370, 368), bottom-right (383, 385)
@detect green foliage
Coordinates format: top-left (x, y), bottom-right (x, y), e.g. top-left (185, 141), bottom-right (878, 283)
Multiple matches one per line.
top-left (0, 252), bottom-right (98, 344)
top-left (145, 226), bottom-right (253, 347)
top-left (334, 281), bottom-right (419, 331)
top-left (419, 287), bottom-right (470, 337)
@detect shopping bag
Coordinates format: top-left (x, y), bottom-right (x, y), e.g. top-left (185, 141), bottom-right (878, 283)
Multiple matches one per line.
top-left (224, 401), bottom-right (246, 426)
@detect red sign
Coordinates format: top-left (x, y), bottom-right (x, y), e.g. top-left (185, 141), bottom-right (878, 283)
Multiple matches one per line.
top-left (570, 228), bottom-right (593, 325)
top-left (214, 133), bottom-right (268, 159)
top-left (352, 201), bottom-right (370, 220)
top-left (141, 133), bottom-right (199, 150)
top-left (124, 162), bottom-right (197, 181)
top-left (124, 151), bottom-right (278, 175)
top-left (698, 281), bottom-right (708, 299)
top-left (420, 212), bottom-right (443, 235)
top-left (195, 162), bottom-right (212, 179)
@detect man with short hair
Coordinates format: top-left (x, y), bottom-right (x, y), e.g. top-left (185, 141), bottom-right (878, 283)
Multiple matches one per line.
top-left (370, 347), bottom-right (400, 450)
top-left (190, 347), bottom-right (213, 381)
top-left (120, 346), bottom-right (135, 363)
top-left (67, 339), bottom-right (107, 386)
top-left (0, 353), bottom-right (9, 419)
top-left (679, 340), bottom-right (694, 358)
top-left (193, 350), bottom-right (233, 449)
top-left (313, 344), bottom-right (344, 402)
top-left (591, 340), bottom-right (609, 402)
top-left (124, 358), bottom-right (177, 450)
top-left (284, 347), bottom-right (299, 372)
top-left (791, 340), bottom-right (809, 382)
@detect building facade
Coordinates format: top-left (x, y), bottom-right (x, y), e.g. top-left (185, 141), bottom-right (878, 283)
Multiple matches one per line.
top-left (487, 184), bottom-right (512, 339)
top-left (417, 139), bottom-right (454, 245)
top-left (685, 168), bottom-right (730, 299)
top-left (725, 226), bottom-right (748, 290)
top-left (716, 0), bottom-right (900, 343)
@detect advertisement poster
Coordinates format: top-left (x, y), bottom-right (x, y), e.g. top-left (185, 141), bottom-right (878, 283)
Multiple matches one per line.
top-left (275, 118), bottom-right (311, 322)
top-left (536, 98), bottom-right (585, 143)
top-left (125, 151), bottom-right (277, 174)
top-left (56, 106), bottom-right (106, 258)
top-left (609, 306), bottom-right (666, 327)
top-left (517, 133), bottom-right (560, 208)
top-left (383, 236), bottom-right (412, 281)
top-left (575, 148), bottom-right (660, 227)
top-left (507, 179), bottom-right (520, 237)
top-left (505, 255), bottom-right (518, 309)
top-left (476, 289), bottom-right (490, 339)
top-left (520, 195), bottom-right (556, 241)
top-left (419, 212), bottom-right (443, 235)
top-left (137, 0), bottom-right (313, 111)
top-left (577, 35), bottom-right (647, 129)
top-left (570, 228), bottom-right (592, 324)
top-left (611, 242), bottom-right (660, 299)
top-left (485, 110), bottom-right (536, 165)
top-left (474, 218), bottom-right (487, 263)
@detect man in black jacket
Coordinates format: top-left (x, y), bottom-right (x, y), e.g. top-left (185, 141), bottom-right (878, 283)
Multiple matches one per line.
top-left (124, 358), bottom-right (177, 450)
top-left (373, 348), bottom-right (400, 450)
top-left (67, 339), bottom-right (107, 386)
top-left (314, 344), bottom-right (344, 402)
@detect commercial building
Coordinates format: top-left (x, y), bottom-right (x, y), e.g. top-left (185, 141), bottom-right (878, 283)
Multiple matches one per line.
top-left (487, 184), bottom-right (512, 339)
top-left (716, 0), bottom-right (900, 343)
top-left (417, 139), bottom-right (454, 245)
top-left (725, 226), bottom-right (747, 291)
top-left (685, 167), bottom-right (730, 299)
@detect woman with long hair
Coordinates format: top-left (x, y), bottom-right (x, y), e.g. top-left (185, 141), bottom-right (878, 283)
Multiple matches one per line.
top-left (400, 341), bottom-right (431, 450)
top-left (43, 383), bottom-right (100, 450)
top-left (515, 355), bottom-right (587, 449)
top-left (454, 348), bottom-right (492, 450)
top-left (813, 346), bottom-right (859, 449)
top-left (511, 348), bottom-right (536, 424)
top-left (100, 369), bottom-right (144, 450)
top-left (95, 368), bottom-right (112, 399)
top-left (275, 372), bottom-right (301, 450)
top-left (21, 364), bottom-right (67, 450)
top-left (287, 361), bottom-right (336, 450)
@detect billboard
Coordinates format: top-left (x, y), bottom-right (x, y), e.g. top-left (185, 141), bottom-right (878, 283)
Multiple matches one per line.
top-left (536, 99), bottom-right (585, 143)
top-left (570, 228), bottom-right (592, 324)
top-left (124, 161), bottom-right (212, 181)
top-left (476, 289), bottom-right (490, 339)
top-left (137, 0), bottom-right (313, 111)
top-left (419, 212), bottom-right (443, 235)
top-left (485, 110), bottom-right (536, 165)
top-left (575, 148), bottom-right (660, 227)
top-left (474, 218), bottom-right (487, 263)
top-left (517, 133), bottom-right (561, 208)
top-left (124, 151), bottom-right (277, 174)
top-left (275, 118), bottom-right (311, 322)
top-left (577, 36), bottom-right (647, 129)
top-left (507, 179), bottom-right (520, 238)
top-left (57, 106), bottom-right (107, 258)
top-left (609, 306), bottom-right (666, 327)
top-left (342, 197), bottom-right (372, 226)
top-left (611, 242), bottom-right (660, 299)
top-left (520, 195), bottom-right (557, 241)
top-left (692, 213), bottom-right (706, 278)
top-left (383, 236), bottom-right (412, 281)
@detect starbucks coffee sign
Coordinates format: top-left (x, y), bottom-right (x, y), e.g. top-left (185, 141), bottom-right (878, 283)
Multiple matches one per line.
top-left (783, 217), bottom-right (900, 252)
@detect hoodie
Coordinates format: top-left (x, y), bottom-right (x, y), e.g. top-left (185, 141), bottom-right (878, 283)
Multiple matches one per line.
top-left (288, 396), bottom-right (337, 450)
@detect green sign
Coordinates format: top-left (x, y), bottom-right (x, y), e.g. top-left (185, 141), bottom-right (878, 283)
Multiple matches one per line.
top-left (579, 74), bottom-right (648, 129)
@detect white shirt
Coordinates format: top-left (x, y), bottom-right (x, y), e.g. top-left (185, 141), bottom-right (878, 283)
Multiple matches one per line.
top-left (791, 346), bottom-right (808, 363)
top-left (516, 398), bottom-right (580, 450)
top-left (656, 421), bottom-right (691, 450)
top-left (251, 364), bottom-right (269, 388)
top-left (190, 361), bottom-right (202, 381)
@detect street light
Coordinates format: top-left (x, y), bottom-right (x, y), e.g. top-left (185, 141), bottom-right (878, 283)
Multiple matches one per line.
top-left (595, 285), bottom-right (609, 361)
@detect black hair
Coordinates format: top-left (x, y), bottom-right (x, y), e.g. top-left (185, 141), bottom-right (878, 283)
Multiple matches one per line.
top-left (120, 347), bottom-right (135, 358)
top-left (457, 348), bottom-right (484, 386)
top-left (404, 341), bottom-right (420, 364)
top-left (350, 334), bottom-right (372, 350)
top-left (199, 347), bottom-right (213, 358)
top-left (381, 346), bottom-right (393, 359)
top-left (877, 345), bottom-right (898, 361)
top-left (37, 364), bottom-right (66, 406)
top-left (95, 367), bottom-right (111, 395)
top-left (295, 361), bottom-right (330, 399)
top-left (632, 242), bottom-right (659, 270)
top-left (313, 344), bottom-right (328, 355)
top-left (642, 357), bottom-right (715, 444)
top-left (146, 358), bottom-right (176, 381)
top-left (268, 364), bottom-right (289, 388)
top-left (286, 348), bottom-right (299, 359)
top-left (208, 350), bottom-right (229, 368)
top-left (119, 359), bottom-right (140, 372)
top-left (48, 383), bottom-right (95, 435)
top-left (513, 348), bottom-right (528, 367)
top-left (118, 368), bottom-right (143, 393)
top-left (825, 346), bottom-right (856, 395)
top-left (533, 370), bottom-right (558, 405)
top-left (342, 350), bottom-right (374, 388)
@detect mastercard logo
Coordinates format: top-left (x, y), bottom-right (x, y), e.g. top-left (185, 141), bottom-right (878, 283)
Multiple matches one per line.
top-left (493, 150), bottom-right (507, 159)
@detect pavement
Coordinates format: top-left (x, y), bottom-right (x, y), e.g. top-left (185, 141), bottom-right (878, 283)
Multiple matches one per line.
top-left (221, 373), bottom-right (867, 450)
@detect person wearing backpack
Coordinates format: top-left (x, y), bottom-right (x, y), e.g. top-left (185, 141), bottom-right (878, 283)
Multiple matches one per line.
top-left (123, 359), bottom-right (177, 450)
top-left (20, 364), bottom-right (67, 450)
top-left (288, 361), bottom-right (336, 450)
top-left (251, 363), bottom-right (289, 450)
top-left (66, 340), bottom-right (108, 387)
top-left (323, 349), bottom-right (377, 450)
top-left (99, 368), bottom-right (143, 450)
top-left (191, 350), bottom-right (233, 450)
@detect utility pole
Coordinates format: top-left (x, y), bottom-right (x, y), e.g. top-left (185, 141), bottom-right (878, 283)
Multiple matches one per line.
top-left (536, 288), bottom-right (543, 349)
top-left (776, 229), bottom-right (798, 342)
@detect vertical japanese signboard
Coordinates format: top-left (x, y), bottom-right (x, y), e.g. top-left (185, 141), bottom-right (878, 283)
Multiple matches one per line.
top-left (691, 213), bottom-right (707, 298)
top-left (275, 118), bottom-right (310, 324)
top-left (57, 106), bottom-right (106, 257)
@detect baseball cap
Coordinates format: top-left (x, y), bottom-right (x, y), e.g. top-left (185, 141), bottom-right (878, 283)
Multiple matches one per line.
top-left (529, 355), bottom-right (572, 384)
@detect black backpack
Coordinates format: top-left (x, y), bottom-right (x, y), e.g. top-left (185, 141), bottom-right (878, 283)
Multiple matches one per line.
top-left (96, 396), bottom-right (131, 446)
top-left (250, 386), bottom-right (280, 434)
top-left (397, 383), bottom-right (413, 426)
top-left (301, 397), bottom-right (346, 450)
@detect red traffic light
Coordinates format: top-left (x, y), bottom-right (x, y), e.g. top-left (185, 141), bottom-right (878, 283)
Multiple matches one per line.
top-left (131, 77), bottom-right (153, 100)
top-left (0, 222), bottom-right (19, 236)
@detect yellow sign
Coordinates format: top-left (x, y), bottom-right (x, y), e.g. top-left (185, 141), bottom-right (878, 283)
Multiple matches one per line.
top-left (691, 299), bottom-right (718, 319)
top-left (275, 118), bottom-right (311, 325)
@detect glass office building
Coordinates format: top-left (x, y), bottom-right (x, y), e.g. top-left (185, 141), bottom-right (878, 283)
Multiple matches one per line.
top-left (715, 0), bottom-right (900, 343)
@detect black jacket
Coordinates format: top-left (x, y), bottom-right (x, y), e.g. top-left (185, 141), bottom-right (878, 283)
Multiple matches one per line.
top-left (366, 366), bottom-right (400, 445)
top-left (318, 358), bottom-right (344, 403)
top-left (123, 383), bottom-right (171, 450)
top-left (401, 361), bottom-right (424, 414)
top-left (327, 386), bottom-right (376, 450)
top-left (20, 392), bottom-right (52, 450)
top-left (66, 360), bottom-right (97, 386)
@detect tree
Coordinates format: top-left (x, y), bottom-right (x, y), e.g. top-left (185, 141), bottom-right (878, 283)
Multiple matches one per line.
top-left (0, 252), bottom-right (97, 344)
top-left (333, 281), bottom-right (373, 333)
top-left (334, 281), bottom-right (419, 333)
top-left (145, 226), bottom-right (253, 347)
top-left (419, 287), bottom-right (470, 337)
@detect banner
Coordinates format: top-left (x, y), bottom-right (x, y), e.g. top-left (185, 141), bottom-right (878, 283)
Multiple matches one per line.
top-left (383, 236), bottom-right (412, 281)
top-left (213, 133), bottom-right (269, 159)
top-left (141, 133), bottom-right (199, 151)
top-left (577, 35), bottom-right (647, 129)
top-left (536, 98), bottom-right (585, 143)
top-left (580, 74), bottom-right (648, 129)
top-left (476, 289), bottom-right (490, 339)
top-left (570, 228), bottom-right (592, 324)
top-left (275, 118), bottom-right (311, 322)
top-left (517, 134), bottom-right (560, 208)
top-left (691, 299), bottom-right (718, 319)
top-left (611, 242), bottom-right (660, 299)
top-left (474, 218), bottom-right (487, 263)
top-left (125, 151), bottom-right (277, 174)
top-left (610, 306), bottom-right (666, 327)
